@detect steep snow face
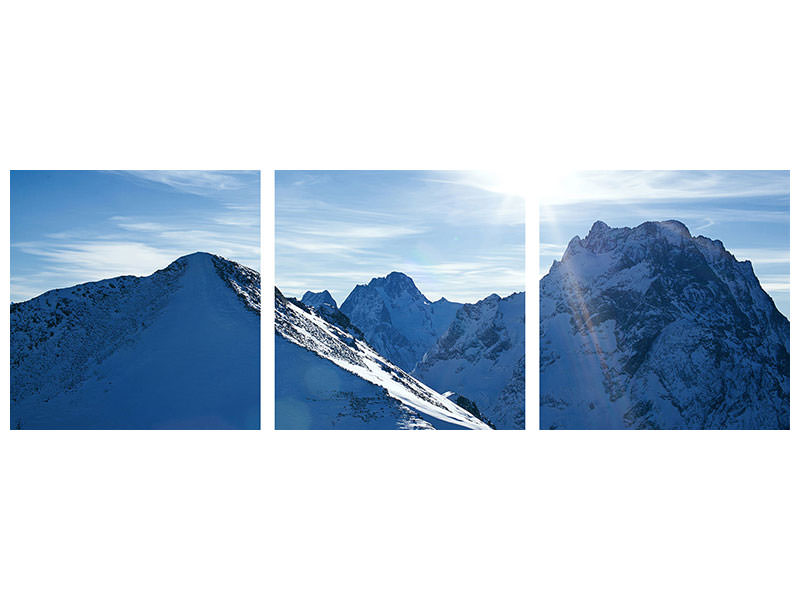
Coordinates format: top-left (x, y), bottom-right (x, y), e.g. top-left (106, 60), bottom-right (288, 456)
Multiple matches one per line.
top-left (301, 290), bottom-right (337, 310)
top-left (211, 253), bottom-right (261, 313)
top-left (11, 252), bottom-right (260, 429)
top-left (339, 272), bottom-right (462, 372)
top-left (413, 292), bottom-right (526, 429)
top-left (275, 288), bottom-right (489, 430)
top-left (540, 221), bottom-right (789, 429)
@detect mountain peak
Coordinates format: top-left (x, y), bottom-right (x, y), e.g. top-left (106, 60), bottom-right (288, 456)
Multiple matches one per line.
top-left (660, 219), bottom-right (690, 234)
top-left (645, 219), bottom-right (692, 240)
top-left (366, 271), bottom-right (424, 300)
top-left (170, 252), bottom-right (218, 270)
top-left (588, 220), bottom-right (610, 236)
top-left (177, 251), bottom-right (215, 260)
top-left (170, 252), bottom-right (260, 313)
top-left (301, 290), bottom-right (338, 310)
top-left (565, 220), bottom-right (707, 261)
top-left (340, 271), bottom-right (460, 372)
top-left (372, 271), bottom-right (414, 285)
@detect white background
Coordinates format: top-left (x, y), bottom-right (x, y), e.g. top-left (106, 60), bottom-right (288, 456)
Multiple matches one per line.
top-left (1, 1), bottom-right (798, 598)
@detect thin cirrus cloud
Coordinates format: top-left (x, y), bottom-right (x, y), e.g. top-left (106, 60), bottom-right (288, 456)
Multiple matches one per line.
top-left (117, 170), bottom-right (257, 196)
top-left (276, 170), bottom-right (525, 304)
top-left (758, 276), bottom-right (791, 292)
top-left (110, 217), bottom-right (169, 232)
top-left (538, 170), bottom-right (789, 206)
top-left (727, 248), bottom-right (790, 265)
top-left (286, 223), bottom-right (429, 240)
top-left (11, 241), bottom-right (180, 301)
top-left (11, 170), bottom-right (260, 302)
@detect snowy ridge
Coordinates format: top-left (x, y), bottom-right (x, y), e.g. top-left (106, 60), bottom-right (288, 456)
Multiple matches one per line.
top-left (413, 292), bottom-right (526, 429)
top-left (540, 220), bottom-right (789, 429)
top-left (11, 260), bottom-right (185, 412)
top-left (11, 252), bottom-right (260, 429)
top-left (275, 288), bottom-right (490, 430)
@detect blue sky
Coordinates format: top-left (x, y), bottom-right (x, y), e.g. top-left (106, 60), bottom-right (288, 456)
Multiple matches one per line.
top-left (539, 170), bottom-right (790, 317)
top-left (11, 171), bottom-right (260, 302)
top-left (276, 171), bottom-right (525, 304)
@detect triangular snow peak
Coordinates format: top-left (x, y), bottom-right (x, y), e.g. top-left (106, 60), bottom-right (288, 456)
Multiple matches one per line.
top-left (11, 253), bottom-right (261, 429)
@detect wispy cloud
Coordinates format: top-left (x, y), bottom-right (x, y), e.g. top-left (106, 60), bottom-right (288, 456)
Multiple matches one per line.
top-left (540, 242), bottom-right (566, 257)
top-left (539, 170), bottom-right (789, 206)
top-left (119, 170), bottom-right (257, 196)
top-left (12, 241), bottom-right (179, 297)
top-left (276, 171), bottom-right (525, 303)
top-left (695, 218), bottom-right (715, 231)
top-left (276, 238), bottom-right (385, 257)
top-left (540, 203), bottom-right (789, 228)
top-left (284, 223), bottom-right (429, 240)
top-left (213, 216), bottom-right (260, 227)
top-left (11, 171), bottom-right (260, 302)
top-left (761, 282), bottom-right (791, 292)
top-left (728, 248), bottom-right (790, 265)
top-left (110, 217), bottom-right (169, 232)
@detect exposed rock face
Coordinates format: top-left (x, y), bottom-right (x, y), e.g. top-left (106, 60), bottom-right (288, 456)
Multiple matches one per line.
top-left (413, 292), bottom-right (525, 430)
top-left (340, 272), bottom-right (461, 372)
top-left (301, 290), bottom-right (337, 310)
top-left (540, 221), bottom-right (789, 429)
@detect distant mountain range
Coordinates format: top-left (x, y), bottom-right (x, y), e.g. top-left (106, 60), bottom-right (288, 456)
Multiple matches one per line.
top-left (11, 252), bottom-right (260, 429)
top-left (540, 220), bottom-right (789, 429)
top-left (276, 273), bottom-right (525, 430)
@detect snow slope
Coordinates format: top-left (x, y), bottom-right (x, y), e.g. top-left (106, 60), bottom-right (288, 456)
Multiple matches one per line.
top-left (11, 252), bottom-right (260, 429)
top-left (413, 292), bottom-right (525, 429)
top-left (540, 221), bottom-right (789, 429)
top-left (275, 288), bottom-right (489, 430)
top-left (339, 272), bottom-right (462, 372)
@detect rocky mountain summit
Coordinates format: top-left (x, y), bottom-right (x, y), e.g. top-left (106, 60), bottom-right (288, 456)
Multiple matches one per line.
top-left (340, 272), bottom-right (461, 372)
top-left (301, 290), bottom-right (338, 310)
top-left (540, 220), bottom-right (789, 429)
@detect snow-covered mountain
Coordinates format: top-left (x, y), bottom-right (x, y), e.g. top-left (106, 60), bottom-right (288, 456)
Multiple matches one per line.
top-left (540, 220), bottom-right (789, 429)
top-left (299, 289), bottom-right (364, 340)
top-left (413, 292), bottom-right (525, 429)
top-left (275, 288), bottom-right (489, 430)
top-left (301, 290), bottom-right (337, 310)
top-left (11, 252), bottom-right (260, 429)
top-left (339, 272), bottom-right (462, 372)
